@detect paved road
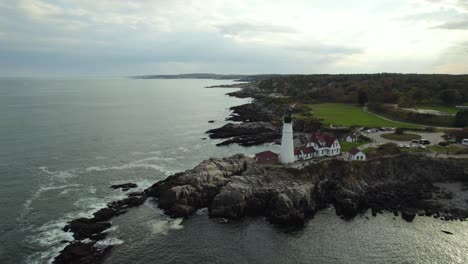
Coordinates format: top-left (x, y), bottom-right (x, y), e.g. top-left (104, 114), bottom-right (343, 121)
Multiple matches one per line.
top-left (362, 131), bottom-right (444, 147)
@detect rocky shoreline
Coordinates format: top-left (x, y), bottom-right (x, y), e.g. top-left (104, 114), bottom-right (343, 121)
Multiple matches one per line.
top-left (54, 153), bottom-right (468, 263)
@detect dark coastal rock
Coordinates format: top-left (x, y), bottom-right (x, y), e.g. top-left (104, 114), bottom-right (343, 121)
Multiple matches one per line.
top-left (110, 183), bottom-right (137, 191)
top-left (53, 241), bottom-right (112, 264)
top-left (64, 218), bottom-right (111, 240)
top-left (56, 192), bottom-right (147, 263)
top-left (401, 210), bottom-right (416, 222)
top-left (226, 86), bottom-right (263, 98)
top-left (227, 103), bottom-right (275, 122)
top-left (206, 122), bottom-right (281, 146)
top-left (146, 154), bottom-right (468, 227)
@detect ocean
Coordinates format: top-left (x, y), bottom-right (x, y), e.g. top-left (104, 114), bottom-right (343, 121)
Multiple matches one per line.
top-left (1, 78), bottom-right (467, 264)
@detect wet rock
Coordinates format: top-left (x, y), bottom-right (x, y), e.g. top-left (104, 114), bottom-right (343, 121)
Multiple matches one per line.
top-left (110, 183), bottom-right (137, 191)
top-left (146, 154), bottom-right (468, 228)
top-left (53, 241), bottom-right (112, 264)
top-left (402, 211), bottom-right (416, 222)
top-left (64, 218), bottom-right (111, 240)
top-left (206, 122), bottom-right (280, 146)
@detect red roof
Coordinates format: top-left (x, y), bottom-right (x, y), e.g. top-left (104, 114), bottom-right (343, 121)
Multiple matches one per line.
top-left (294, 148), bottom-right (301, 155)
top-left (310, 133), bottom-right (337, 147)
top-left (349, 147), bottom-right (362, 155)
top-left (255, 151), bottom-right (279, 159)
top-left (302, 146), bottom-right (315, 154)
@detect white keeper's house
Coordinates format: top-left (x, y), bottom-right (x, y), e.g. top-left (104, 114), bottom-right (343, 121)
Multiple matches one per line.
top-left (294, 133), bottom-right (342, 161)
top-left (348, 147), bottom-right (366, 161)
top-left (307, 132), bottom-right (341, 157)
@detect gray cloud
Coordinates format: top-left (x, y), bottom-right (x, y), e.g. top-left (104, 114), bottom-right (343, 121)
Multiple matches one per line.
top-left (433, 19), bottom-right (468, 30)
top-left (215, 22), bottom-right (297, 36)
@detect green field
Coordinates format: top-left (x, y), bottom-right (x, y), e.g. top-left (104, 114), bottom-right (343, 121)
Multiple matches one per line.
top-left (306, 103), bottom-right (421, 128)
top-left (339, 141), bottom-right (365, 152)
top-left (415, 105), bottom-right (459, 115)
top-left (380, 132), bottom-right (421, 141)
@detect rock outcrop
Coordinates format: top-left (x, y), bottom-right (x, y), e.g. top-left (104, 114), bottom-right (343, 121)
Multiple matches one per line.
top-left (54, 192), bottom-right (147, 264)
top-left (146, 154), bottom-right (468, 226)
top-left (206, 122), bottom-right (281, 146)
top-left (110, 183), bottom-right (137, 191)
top-left (55, 153), bottom-right (468, 264)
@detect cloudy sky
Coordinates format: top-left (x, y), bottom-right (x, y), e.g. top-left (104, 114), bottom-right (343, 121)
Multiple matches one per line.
top-left (0, 0), bottom-right (467, 77)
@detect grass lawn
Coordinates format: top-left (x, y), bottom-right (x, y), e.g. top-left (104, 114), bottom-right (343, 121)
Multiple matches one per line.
top-left (416, 105), bottom-right (459, 115)
top-left (381, 132), bottom-right (421, 141)
top-left (306, 103), bottom-right (421, 128)
top-left (340, 141), bottom-right (365, 152)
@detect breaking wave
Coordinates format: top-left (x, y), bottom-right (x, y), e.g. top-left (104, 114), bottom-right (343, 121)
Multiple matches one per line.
top-left (149, 218), bottom-right (184, 235)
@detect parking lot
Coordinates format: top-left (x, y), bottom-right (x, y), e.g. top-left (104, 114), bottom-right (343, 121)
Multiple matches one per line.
top-left (361, 130), bottom-right (445, 148)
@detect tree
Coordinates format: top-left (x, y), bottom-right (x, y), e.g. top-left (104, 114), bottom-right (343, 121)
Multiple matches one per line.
top-left (454, 111), bottom-right (468, 127)
top-left (439, 89), bottom-right (462, 105)
top-left (357, 90), bottom-right (368, 105)
top-left (395, 128), bottom-right (405, 135)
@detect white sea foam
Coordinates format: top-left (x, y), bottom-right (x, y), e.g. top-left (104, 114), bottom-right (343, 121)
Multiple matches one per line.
top-left (196, 208), bottom-right (208, 215)
top-left (178, 146), bottom-right (189, 153)
top-left (149, 218), bottom-right (184, 235)
top-left (85, 157), bottom-right (175, 176)
top-left (95, 237), bottom-right (124, 247)
top-left (38, 166), bottom-right (78, 180)
top-left (21, 184), bottom-right (82, 218)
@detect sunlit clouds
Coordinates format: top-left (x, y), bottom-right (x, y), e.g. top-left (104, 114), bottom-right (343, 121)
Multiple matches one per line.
top-left (0, 0), bottom-right (467, 76)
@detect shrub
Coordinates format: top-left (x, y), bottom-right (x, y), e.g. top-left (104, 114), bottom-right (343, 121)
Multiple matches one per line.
top-left (438, 141), bottom-right (450, 147)
top-left (395, 128), bottom-right (405, 135)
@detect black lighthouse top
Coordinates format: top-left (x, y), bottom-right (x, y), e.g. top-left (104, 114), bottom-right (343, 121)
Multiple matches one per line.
top-left (283, 107), bottom-right (292, 123)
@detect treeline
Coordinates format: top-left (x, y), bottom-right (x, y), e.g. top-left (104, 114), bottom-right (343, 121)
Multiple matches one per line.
top-left (257, 73), bottom-right (468, 106)
top-left (367, 104), bottom-right (455, 127)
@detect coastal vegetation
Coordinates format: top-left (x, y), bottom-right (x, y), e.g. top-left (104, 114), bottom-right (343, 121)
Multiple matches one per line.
top-left (256, 73), bottom-right (468, 127)
top-left (304, 103), bottom-right (421, 128)
top-left (339, 141), bottom-right (365, 152)
top-left (380, 132), bottom-right (421, 141)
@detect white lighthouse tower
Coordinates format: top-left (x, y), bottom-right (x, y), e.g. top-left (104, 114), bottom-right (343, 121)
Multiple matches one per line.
top-left (279, 107), bottom-right (295, 164)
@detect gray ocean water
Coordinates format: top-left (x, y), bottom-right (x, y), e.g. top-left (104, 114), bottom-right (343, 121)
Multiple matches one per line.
top-left (1, 78), bottom-right (467, 264)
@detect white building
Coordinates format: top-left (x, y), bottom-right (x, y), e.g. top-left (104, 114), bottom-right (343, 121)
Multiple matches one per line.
top-left (307, 133), bottom-right (341, 157)
top-left (345, 133), bottom-right (358, 143)
top-left (279, 108), bottom-right (295, 164)
top-left (349, 147), bottom-right (366, 161)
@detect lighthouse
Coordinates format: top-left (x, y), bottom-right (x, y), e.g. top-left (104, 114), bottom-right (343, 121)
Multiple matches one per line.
top-left (279, 107), bottom-right (295, 164)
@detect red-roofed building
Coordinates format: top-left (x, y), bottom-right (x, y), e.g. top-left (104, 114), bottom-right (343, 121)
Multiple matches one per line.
top-left (255, 151), bottom-right (279, 164)
top-left (302, 146), bottom-right (315, 159)
top-left (294, 148), bottom-right (303, 161)
top-left (348, 147), bottom-right (366, 161)
top-left (307, 132), bottom-right (341, 157)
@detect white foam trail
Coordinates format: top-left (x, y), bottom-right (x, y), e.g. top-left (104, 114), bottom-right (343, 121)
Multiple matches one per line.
top-left (22, 184), bottom-right (82, 217)
top-left (95, 237), bottom-right (124, 247)
top-left (149, 218), bottom-right (184, 235)
top-left (85, 157), bottom-right (175, 176)
top-left (59, 186), bottom-right (96, 195)
top-left (38, 166), bottom-right (78, 179)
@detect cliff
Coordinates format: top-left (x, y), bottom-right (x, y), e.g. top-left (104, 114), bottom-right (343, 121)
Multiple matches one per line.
top-left (146, 154), bottom-right (468, 225)
top-left (54, 154), bottom-right (468, 264)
